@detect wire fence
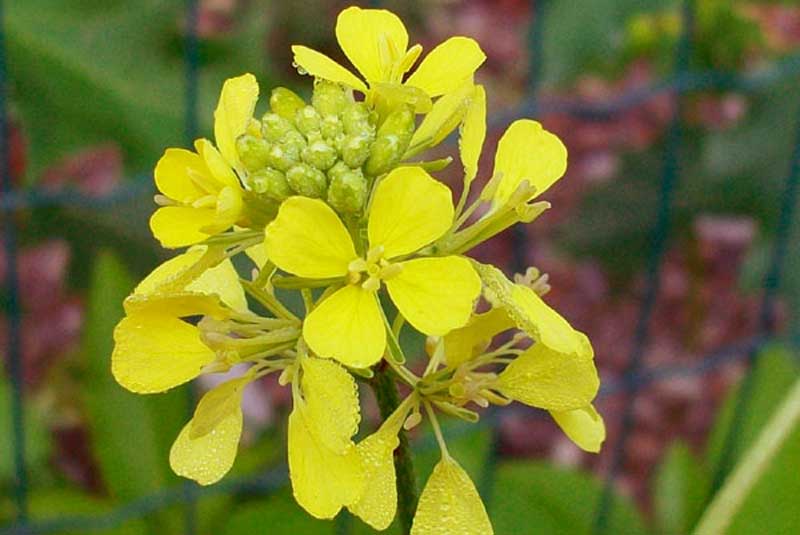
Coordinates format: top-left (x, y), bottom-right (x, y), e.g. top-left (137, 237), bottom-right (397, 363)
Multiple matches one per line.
top-left (2, 0), bottom-right (800, 533)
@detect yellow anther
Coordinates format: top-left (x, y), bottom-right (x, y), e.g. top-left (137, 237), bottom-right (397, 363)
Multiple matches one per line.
top-left (366, 245), bottom-right (385, 263)
top-left (379, 262), bottom-right (403, 280)
top-left (191, 194), bottom-right (218, 209)
top-left (348, 258), bottom-right (368, 273)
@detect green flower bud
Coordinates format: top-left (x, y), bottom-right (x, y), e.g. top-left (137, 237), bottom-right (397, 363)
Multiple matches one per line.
top-left (328, 161), bottom-right (349, 182)
top-left (262, 113), bottom-right (295, 142)
top-left (267, 145), bottom-right (297, 172)
top-left (342, 102), bottom-right (374, 136)
top-left (320, 115), bottom-right (344, 140)
top-left (294, 105), bottom-right (321, 136)
top-left (328, 167), bottom-right (367, 214)
top-left (250, 168), bottom-right (292, 202)
top-left (270, 87), bottom-right (306, 121)
top-left (281, 130), bottom-right (307, 160)
top-left (312, 81), bottom-right (348, 117)
top-left (301, 140), bottom-right (338, 171)
top-left (286, 163), bottom-right (327, 198)
top-left (236, 135), bottom-right (271, 172)
top-left (341, 134), bottom-right (372, 168)
top-left (365, 105), bottom-right (415, 176)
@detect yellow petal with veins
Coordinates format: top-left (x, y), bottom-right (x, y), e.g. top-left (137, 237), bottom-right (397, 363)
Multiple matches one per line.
top-left (460, 85), bottom-right (487, 189)
top-left (264, 196), bottom-right (356, 279)
top-left (189, 373), bottom-right (253, 439)
top-left (149, 206), bottom-right (217, 248)
top-left (112, 312), bottom-right (215, 394)
top-left (443, 307), bottom-right (514, 367)
top-left (411, 456), bottom-right (493, 535)
top-left (386, 256), bottom-right (480, 336)
top-left (288, 407), bottom-right (364, 519)
top-left (368, 167), bottom-right (454, 259)
top-left (214, 73), bottom-right (259, 171)
top-left (335, 6), bottom-right (408, 84)
top-left (550, 404), bottom-right (606, 453)
top-left (170, 401), bottom-right (242, 485)
top-left (497, 340), bottom-right (599, 411)
top-left (405, 37), bottom-right (486, 97)
top-left (301, 357), bottom-right (360, 455)
top-left (291, 45), bottom-right (368, 93)
top-left (154, 148), bottom-right (207, 202)
top-left (493, 119), bottom-right (567, 208)
top-left (303, 285), bottom-right (386, 368)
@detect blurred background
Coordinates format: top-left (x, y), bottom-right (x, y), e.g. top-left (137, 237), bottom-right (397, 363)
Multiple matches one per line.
top-left (1, 0), bottom-right (800, 534)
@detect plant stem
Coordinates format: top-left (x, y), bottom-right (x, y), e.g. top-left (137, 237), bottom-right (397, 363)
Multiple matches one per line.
top-left (694, 374), bottom-right (800, 535)
top-left (370, 362), bottom-right (418, 534)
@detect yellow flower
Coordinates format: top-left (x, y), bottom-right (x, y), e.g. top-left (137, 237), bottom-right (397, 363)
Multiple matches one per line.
top-left (150, 74), bottom-right (259, 248)
top-left (490, 119), bottom-right (568, 209)
top-left (411, 455), bottom-right (493, 535)
top-left (443, 262), bottom-right (606, 452)
top-left (291, 6), bottom-right (485, 111)
top-left (264, 166), bottom-right (481, 368)
top-left (288, 356), bottom-right (364, 519)
top-left (170, 370), bottom-right (255, 485)
top-left (112, 247), bottom-right (247, 394)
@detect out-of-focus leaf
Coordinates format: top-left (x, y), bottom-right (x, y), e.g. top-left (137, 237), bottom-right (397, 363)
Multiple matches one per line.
top-left (489, 460), bottom-right (648, 535)
top-left (652, 442), bottom-right (708, 535)
top-left (7, 0), bottom-right (274, 179)
top-left (704, 345), bottom-right (800, 534)
top-left (412, 421), bottom-right (492, 485)
top-left (542, 0), bottom-right (675, 85)
top-left (0, 375), bottom-right (51, 481)
top-left (222, 491), bottom-right (334, 535)
top-left (25, 489), bottom-right (149, 535)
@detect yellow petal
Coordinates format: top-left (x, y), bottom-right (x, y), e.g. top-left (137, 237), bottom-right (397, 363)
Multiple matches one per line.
top-left (493, 119), bottom-right (567, 208)
top-left (443, 308), bottom-right (514, 367)
top-left (189, 373), bottom-right (252, 439)
top-left (170, 404), bottom-right (242, 485)
top-left (123, 292), bottom-right (230, 320)
top-left (405, 37), bottom-right (486, 97)
top-left (194, 139), bottom-right (239, 190)
top-left (497, 340), bottom-right (599, 411)
top-left (303, 285), bottom-right (385, 368)
top-left (460, 85), bottom-right (486, 188)
top-left (335, 6), bottom-right (408, 84)
top-left (349, 420), bottom-right (403, 530)
top-left (367, 167), bottom-right (454, 259)
top-left (154, 148), bottom-right (207, 202)
top-left (291, 45), bottom-right (368, 93)
top-left (200, 185), bottom-right (244, 235)
top-left (301, 357), bottom-right (360, 455)
top-left (264, 196), bottom-right (356, 279)
top-left (245, 242), bottom-right (269, 270)
top-left (288, 407), bottom-right (364, 519)
top-left (550, 404), bottom-right (606, 453)
top-left (135, 248), bottom-right (246, 313)
top-left (149, 206), bottom-right (217, 248)
top-left (214, 73), bottom-right (259, 170)
top-left (112, 312), bottom-right (215, 394)
top-left (410, 82), bottom-right (474, 151)
top-left (475, 262), bottom-right (591, 358)
top-left (386, 256), bottom-right (480, 336)
top-left (411, 456), bottom-right (493, 535)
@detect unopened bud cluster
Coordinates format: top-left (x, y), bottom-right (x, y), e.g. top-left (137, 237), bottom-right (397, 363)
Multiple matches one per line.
top-left (236, 81), bottom-right (415, 215)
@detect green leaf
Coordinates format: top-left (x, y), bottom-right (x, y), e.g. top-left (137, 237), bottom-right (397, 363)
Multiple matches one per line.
top-left (222, 491), bottom-right (334, 535)
top-left (7, 0), bottom-right (274, 179)
top-left (25, 489), bottom-right (149, 535)
top-left (0, 375), bottom-right (51, 483)
top-left (652, 442), bottom-right (708, 535)
top-left (704, 345), bottom-right (800, 534)
top-left (489, 460), bottom-right (648, 535)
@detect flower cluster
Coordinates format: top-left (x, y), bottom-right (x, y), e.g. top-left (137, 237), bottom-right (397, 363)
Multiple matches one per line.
top-left (112, 6), bottom-right (604, 533)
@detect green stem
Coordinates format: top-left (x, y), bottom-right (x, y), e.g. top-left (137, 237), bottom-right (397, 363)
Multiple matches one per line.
top-left (370, 362), bottom-right (418, 534)
top-left (694, 374), bottom-right (800, 535)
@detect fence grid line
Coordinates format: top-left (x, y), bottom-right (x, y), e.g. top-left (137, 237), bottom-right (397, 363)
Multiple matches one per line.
top-left (2, 1), bottom-right (800, 534)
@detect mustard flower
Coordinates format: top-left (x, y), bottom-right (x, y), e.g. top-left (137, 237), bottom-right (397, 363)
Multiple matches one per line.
top-left (264, 166), bottom-right (482, 368)
top-left (291, 6), bottom-right (486, 112)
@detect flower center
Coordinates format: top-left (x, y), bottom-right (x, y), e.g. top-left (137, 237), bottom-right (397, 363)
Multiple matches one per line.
top-left (347, 245), bottom-right (403, 291)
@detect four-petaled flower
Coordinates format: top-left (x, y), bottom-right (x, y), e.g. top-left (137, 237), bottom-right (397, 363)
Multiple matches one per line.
top-left (265, 166), bottom-right (482, 367)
